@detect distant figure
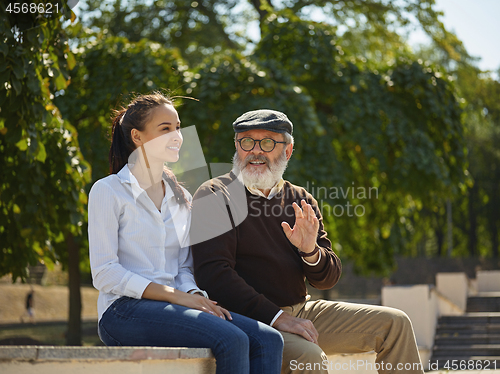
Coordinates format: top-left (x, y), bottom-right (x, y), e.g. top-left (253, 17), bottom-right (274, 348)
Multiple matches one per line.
top-left (20, 287), bottom-right (35, 324)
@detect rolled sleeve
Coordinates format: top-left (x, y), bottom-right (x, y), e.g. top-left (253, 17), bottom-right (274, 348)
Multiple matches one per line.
top-left (302, 250), bottom-right (322, 266)
top-left (126, 274), bottom-right (152, 298)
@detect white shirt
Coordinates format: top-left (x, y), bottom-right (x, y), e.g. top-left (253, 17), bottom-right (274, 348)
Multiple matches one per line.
top-left (88, 164), bottom-right (197, 320)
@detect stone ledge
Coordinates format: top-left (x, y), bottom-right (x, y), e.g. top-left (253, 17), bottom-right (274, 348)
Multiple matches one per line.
top-left (0, 346), bottom-right (214, 362)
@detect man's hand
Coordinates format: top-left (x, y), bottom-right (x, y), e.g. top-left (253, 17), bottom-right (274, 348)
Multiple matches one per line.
top-left (281, 200), bottom-right (319, 257)
top-left (273, 312), bottom-right (319, 345)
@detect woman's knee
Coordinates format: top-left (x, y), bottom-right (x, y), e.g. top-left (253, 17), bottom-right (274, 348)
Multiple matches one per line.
top-left (260, 325), bottom-right (285, 351)
top-left (214, 323), bottom-right (250, 355)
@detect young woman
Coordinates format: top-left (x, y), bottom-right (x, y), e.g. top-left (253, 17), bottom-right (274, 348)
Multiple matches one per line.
top-left (88, 92), bottom-right (283, 374)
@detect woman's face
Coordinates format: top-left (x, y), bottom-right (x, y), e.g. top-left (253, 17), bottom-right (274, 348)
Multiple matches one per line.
top-left (137, 104), bottom-right (183, 163)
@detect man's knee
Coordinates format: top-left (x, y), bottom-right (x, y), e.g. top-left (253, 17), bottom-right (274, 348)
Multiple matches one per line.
top-left (381, 306), bottom-right (414, 332)
top-left (284, 340), bottom-right (327, 370)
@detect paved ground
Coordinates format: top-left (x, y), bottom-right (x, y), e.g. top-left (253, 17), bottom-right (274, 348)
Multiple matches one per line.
top-left (0, 283), bottom-right (98, 324)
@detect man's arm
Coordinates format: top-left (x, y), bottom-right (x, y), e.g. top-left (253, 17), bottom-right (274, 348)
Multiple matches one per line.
top-left (277, 195), bottom-right (341, 344)
top-left (282, 196), bottom-right (342, 290)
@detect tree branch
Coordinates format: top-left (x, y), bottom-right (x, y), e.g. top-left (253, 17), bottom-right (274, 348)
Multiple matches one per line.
top-left (195, 2), bottom-right (239, 50)
top-left (248, 0), bottom-right (275, 23)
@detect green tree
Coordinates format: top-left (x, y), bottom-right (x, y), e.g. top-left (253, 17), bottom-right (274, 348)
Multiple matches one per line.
top-left (457, 70), bottom-right (500, 258)
top-left (82, 0), bottom-right (244, 66)
top-left (0, 2), bottom-right (90, 344)
top-left (414, 41), bottom-right (500, 259)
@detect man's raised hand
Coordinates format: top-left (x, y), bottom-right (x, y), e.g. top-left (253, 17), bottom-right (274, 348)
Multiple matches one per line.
top-left (281, 200), bottom-right (319, 255)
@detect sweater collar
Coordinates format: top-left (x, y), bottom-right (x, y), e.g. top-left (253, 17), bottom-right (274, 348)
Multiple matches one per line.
top-left (245, 178), bottom-right (285, 200)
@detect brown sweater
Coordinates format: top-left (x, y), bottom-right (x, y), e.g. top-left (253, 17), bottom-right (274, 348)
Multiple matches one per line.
top-left (191, 172), bottom-right (342, 325)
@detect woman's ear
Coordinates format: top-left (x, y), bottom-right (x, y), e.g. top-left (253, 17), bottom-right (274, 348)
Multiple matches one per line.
top-left (130, 128), bottom-right (142, 147)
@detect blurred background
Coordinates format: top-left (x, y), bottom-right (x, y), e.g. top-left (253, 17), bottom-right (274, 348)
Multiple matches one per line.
top-left (1, 0), bottom-right (499, 345)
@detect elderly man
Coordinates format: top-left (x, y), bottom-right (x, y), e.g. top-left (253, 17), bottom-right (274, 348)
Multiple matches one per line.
top-left (191, 109), bottom-right (424, 374)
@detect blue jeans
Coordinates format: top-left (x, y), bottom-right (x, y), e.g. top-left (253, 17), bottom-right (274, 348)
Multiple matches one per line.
top-left (98, 297), bottom-right (284, 374)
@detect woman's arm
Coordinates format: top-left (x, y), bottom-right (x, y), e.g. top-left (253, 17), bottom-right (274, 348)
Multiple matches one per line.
top-left (142, 282), bottom-right (231, 319)
top-left (89, 180), bottom-right (152, 299)
top-left (175, 245), bottom-right (198, 292)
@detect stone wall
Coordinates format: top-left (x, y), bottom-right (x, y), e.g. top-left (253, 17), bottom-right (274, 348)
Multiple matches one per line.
top-left (312, 257), bottom-right (500, 300)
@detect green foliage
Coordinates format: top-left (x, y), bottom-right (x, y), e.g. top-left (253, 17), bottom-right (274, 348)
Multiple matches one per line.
top-left (55, 31), bottom-right (186, 181)
top-left (457, 70), bottom-right (500, 257)
top-left (414, 42), bottom-right (500, 259)
top-left (82, 0), bottom-right (243, 66)
top-left (0, 2), bottom-right (90, 280)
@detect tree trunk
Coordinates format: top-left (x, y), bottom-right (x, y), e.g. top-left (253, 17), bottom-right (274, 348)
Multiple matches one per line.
top-left (66, 233), bottom-right (82, 345)
top-left (489, 181), bottom-right (499, 258)
top-left (435, 211), bottom-right (444, 257)
top-left (435, 228), bottom-right (444, 256)
top-left (468, 184), bottom-right (477, 256)
top-left (446, 199), bottom-right (453, 257)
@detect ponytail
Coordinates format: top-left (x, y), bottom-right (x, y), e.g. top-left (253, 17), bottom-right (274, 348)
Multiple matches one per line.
top-left (109, 110), bottom-right (132, 174)
top-left (164, 167), bottom-right (191, 208)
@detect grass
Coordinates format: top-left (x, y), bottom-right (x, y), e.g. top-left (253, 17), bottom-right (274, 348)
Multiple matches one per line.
top-left (0, 320), bottom-right (103, 346)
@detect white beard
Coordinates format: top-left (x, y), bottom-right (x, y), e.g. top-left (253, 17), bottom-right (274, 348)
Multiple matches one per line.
top-left (232, 150), bottom-right (288, 191)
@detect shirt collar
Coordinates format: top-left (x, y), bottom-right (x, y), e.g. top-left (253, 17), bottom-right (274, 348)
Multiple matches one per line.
top-left (117, 164), bottom-right (175, 202)
top-left (246, 178), bottom-right (285, 200)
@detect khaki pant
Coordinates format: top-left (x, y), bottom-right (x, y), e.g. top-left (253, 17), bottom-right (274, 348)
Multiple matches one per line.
top-left (280, 300), bottom-right (424, 374)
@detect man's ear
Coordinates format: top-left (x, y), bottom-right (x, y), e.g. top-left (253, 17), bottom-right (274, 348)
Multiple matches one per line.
top-left (285, 143), bottom-right (293, 160)
top-left (130, 128), bottom-right (142, 147)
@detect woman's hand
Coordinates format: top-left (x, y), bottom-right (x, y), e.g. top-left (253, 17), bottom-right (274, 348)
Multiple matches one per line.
top-left (174, 291), bottom-right (232, 320)
top-left (142, 282), bottom-right (232, 320)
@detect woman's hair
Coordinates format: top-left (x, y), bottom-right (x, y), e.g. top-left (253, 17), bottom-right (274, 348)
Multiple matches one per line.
top-left (109, 91), bottom-right (190, 206)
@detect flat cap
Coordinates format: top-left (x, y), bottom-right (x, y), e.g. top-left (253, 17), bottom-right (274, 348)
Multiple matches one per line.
top-left (232, 109), bottom-right (293, 135)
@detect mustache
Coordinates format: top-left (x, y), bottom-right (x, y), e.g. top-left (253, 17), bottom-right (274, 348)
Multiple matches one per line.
top-left (243, 154), bottom-right (270, 166)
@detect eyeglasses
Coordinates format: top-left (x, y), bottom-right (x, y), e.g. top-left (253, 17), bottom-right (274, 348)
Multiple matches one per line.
top-left (236, 137), bottom-right (287, 152)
